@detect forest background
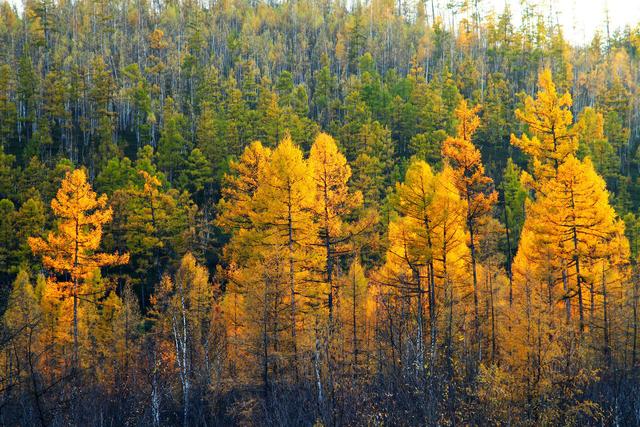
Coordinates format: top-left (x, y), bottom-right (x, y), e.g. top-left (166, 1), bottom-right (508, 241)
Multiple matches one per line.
top-left (3, 0), bottom-right (640, 425)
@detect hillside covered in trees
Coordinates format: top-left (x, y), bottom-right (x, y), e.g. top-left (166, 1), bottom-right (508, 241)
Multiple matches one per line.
top-left (3, 0), bottom-right (640, 425)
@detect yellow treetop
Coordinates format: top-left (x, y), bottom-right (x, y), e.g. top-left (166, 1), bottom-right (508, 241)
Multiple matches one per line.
top-left (217, 141), bottom-right (272, 230)
top-left (309, 132), bottom-right (362, 225)
top-left (377, 160), bottom-right (472, 372)
top-left (455, 99), bottom-right (481, 142)
top-left (255, 134), bottom-right (317, 243)
top-left (511, 69), bottom-right (578, 180)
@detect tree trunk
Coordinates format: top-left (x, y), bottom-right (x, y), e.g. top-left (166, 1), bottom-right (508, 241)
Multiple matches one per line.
top-left (468, 221), bottom-right (481, 363)
top-left (503, 205), bottom-right (514, 307)
top-left (634, 269), bottom-right (639, 367)
top-left (314, 318), bottom-right (324, 417)
top-left (262, 275), bottom-right (270, 402)
top-left (563, 269), bottom-right (571, 324)
top-left (489, 272), bottom-right (496, 362)
top-left (287, 187), bottom-right (298, 379)
top-left (570, 190), bottom-right (584, 334)
top-left (352, 263), bottom-right (358, 371)
top-left (602, 261), bottom-right (611, 368)
top-left (414, 269), bottom-right (424, 376)
top-left (427, 262), bottom-right (436, 375)
top-left (73, 218), bottom-right (80, 371)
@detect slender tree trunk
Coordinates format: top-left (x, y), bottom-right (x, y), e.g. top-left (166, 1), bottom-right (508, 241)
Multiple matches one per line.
top-left (443, 240), bottom-right (456, 422)
top-left (273, 287), bottom-right (280, 381)
top-left (574, 241), bottom-right (584, 334)
top-left (563, 269), bottom-right (571, 324)
top-left (602, 261), bottom-right (611, 368)
top-left (262, 275), bottom-right (270, 402)
top-left (503, 205), bottom-right (514, 307)
top-left (287, 187), bottom-right (298, 380)
top-left (524, 278), bottom-right (533, 403)
top-left (73, 276), bottom-right (78, 370)
top-left (313, 318), bottom-right (324, 416)
top-left (489, 272), bottom-right (496, 362)
top-left (151, 345), bottom-right (161, 427)
top-left (322, 182), bottom-right (336, 420)
top-left (173, 285), bottom-right (190, 427)
top-left (352, 263), bottom-right (358, 371)
top-left (388, 296), bottom-right (397, 373)
top-left (428, 262), bottom-right (437, 372)
top-left (468, 221), bottom-right (481, 363)
top-left (422, 216), bottom-right (437, 371)
top-left (73, 218), bottom-right (80, 371)
top-left (413, 270), bottom-right (424, 377)
top-left (570, 190), bottom-right (584, 334)
top-left (633, 268), bottom-right (638, 367)
top-left (444, 246), bottom-right (453, 363)
top-left (590, 280), bottom-right (595, 327)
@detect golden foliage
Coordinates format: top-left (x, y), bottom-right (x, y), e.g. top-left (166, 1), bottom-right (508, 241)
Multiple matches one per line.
top-left (511, 69), bottom-right (578, 181)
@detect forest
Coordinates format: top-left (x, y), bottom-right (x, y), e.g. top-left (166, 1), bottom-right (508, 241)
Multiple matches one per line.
top-left (2, 0), bottom-right (640, 425)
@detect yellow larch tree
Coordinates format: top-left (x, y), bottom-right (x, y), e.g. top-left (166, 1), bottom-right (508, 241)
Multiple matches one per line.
top-left (222, 242), bottom-right (289, 396)
top-left (81, 273), bottom-right (140, 387)
top-left (442, 99), bottom-right (497, 360)
top-left (2, 270), bottom-right (40, 341)
top-left (541, 157), bottom-right (625, 332)
top-left (592, 226), bottom-right (630, 368)
top-left (431, 166), bottom-right (473, 364)
top-left (219, 136), bottom-right (322, 389)
top-left (253, 135), bottom-right (322, 379)
top-left (390, 160), bottom-right (437, 374)
top-left (308, 132), bottom-right (363, 325)
top-left (216, 141), bottom-right (274, 382)
top-left (510, 156), bottom-right (630, 401)
top-left (29, 168), bottom-right (129, 369)
top-left (308, 132), bottom-right (366, 415)
top-left (376, 160), bottom-right (470, 375)
top-left (338, 258), bottom-right (370, 373)
top-left (507, 70), bottom-right (632, 404)
top-left (375, 215), bottom-right (425, 374)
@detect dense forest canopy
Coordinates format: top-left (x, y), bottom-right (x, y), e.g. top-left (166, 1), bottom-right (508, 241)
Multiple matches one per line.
top-left (3, 0), bottom-right (640, 425)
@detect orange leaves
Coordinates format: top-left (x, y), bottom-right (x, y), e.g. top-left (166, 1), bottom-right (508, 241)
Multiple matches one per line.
top-left (390, 160), bottom-right (468, 277)
top-left (509, 155), bottom-right (630, 391)
top-left (219, 133), bottom-right (368, 379)
top-left (454, 99), bottom-right (481, 141)
top-left (442, 99), bottom-right (497, 231)
top-left (255, 134), bottom-right (318, 252)
top-left (29, 168), bottom-right (129, 284)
